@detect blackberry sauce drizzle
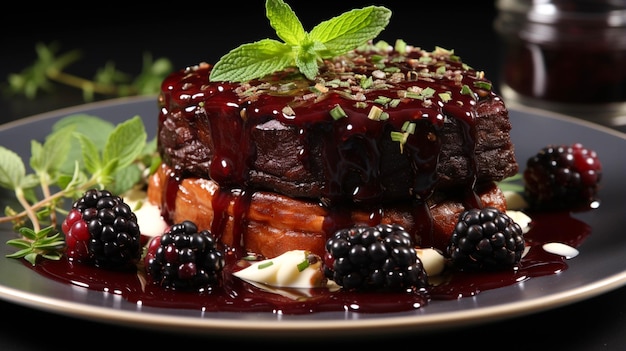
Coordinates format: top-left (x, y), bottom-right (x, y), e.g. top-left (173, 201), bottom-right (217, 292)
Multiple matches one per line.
top-left (27, 210), bottom-right (591, 314)
top-left (157, 45), bottom-right (493, 249)
top-left (25, 45), bottom-right (577, 314)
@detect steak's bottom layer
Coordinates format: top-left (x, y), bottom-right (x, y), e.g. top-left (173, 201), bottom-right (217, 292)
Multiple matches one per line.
top-left (147, 163), bottom-right (507, 258)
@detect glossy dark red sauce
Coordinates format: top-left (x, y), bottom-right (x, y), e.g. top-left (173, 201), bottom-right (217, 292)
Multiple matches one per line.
top-left (156, 46), bottom-right (503, 252)
top-left (27, 210), bottom-right (591, 314)
top-left (24, 46), bottom-right (592, 315)
top-left (158, 51), bottom-right (487, 205)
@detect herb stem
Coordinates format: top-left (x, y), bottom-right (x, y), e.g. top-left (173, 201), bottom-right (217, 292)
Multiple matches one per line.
top-left (0, 179), bottom-right (98, 227)
top-left (39, 178), bottom-right (56, 228)
top-left (46, 69), bottom-right (124, 96)
top-left (14, 187), bottom-right (40, 232)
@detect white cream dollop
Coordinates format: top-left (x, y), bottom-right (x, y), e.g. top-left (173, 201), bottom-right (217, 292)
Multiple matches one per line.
top-left (543, 242), bottom-right (579, 259)
top-left (504, 190), bottom-right (529, 211)
top-left (506, 209), bottom-right (532, 234)
top-left (122, 188), bottom-right (169, 237)
top-left (233, 250), bottom-right (325, 289)
top-left (416, 248), bottom-right (445, 277)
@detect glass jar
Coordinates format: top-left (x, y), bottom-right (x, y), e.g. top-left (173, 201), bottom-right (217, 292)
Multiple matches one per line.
top-left (494, 0), bottom-right (626, 128)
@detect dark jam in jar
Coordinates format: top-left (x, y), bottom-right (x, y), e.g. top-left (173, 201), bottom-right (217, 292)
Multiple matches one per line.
top-left (494, 0), bottom-right (626, 128)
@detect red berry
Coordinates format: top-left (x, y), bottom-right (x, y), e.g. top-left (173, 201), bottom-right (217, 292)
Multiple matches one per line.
top-left (144, 220), bottom-right (224, 291)
top-left (523, 143), bottom-right (602, 210)
top-left (65, 219), bottom-right (90, 260)
top-left (62, 189), bottom-right (142, 270)
top-left (61, 209), bottom-right (82, 235)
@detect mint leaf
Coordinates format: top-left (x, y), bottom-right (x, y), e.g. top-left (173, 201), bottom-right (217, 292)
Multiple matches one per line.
top-left (210, 0), bottom-right (391, 82)
top-left (52, 114), bottom-right (115, 174)
top-left (0, 146), bottom-right (26, 190)
top-left (30, 124), bottom-right (74, 177)
top-left (111, 164), bottom-right (143, 195)
top-left (309, 6), bottom-right (391, 57)
top-left (103, 115), bottom-right (146, 169)
top-left (266, 0), bottom-right (306, 45)
top-left (208, 40), bottom-right (293, 83)
top-left (76, 134), bottom-right (101, 174)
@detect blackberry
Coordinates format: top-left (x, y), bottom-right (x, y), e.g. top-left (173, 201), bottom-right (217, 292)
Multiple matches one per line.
top-left (446, 207), bottom-right (525, 271)
top-left (524, 143), bottom-right (602, 210)
top-left (61, 188), bottom-right (141, 270)
top-left (323, 223), bottom-right (428, 292)
top-left (144, 220), bottom-right (225, 291)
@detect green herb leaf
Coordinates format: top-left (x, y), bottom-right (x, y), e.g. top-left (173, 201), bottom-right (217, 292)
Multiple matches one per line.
top-left (110, 163), bottom-right (143, 195)
top-left (4, 42), bottom-right (172, 101)
top-left (0, 146), bottom-right (26, 190)
top-left (204, 40), bottom-right (293, 85)
top-left (210, 0), bottom-right (391, 82)
top-left (1, 114), bottom-right (155, 265)
top-left (6, 226), bottom-right (65, 266)
top-left (258, 261), bottom-right (274, 269)
top-left (296, 258), bottom-right (309, 272)
top-left (308, 5), bottom-right (391, 57)
top-left (498, 173), bottom-right (525, 193)
top-left (103, 115), bottom-right (146, 169)
top-left (30, 124), bottom-right (74, 177)
top-left (267, 0), bottom-right (306, 45)
top-left (53, 114), bottom-right (115, 174)
top-left (76, 134), bottom-right (101, 174)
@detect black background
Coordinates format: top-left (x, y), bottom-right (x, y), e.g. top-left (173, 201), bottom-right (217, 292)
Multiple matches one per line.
top-left (1, 1), bottom-right (626, 350)
top-left (1, 1), bottom-right (502, 123)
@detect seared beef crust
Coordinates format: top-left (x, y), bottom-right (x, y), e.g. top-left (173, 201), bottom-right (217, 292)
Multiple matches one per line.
top-left (158, 96), bottom-right (517, 202)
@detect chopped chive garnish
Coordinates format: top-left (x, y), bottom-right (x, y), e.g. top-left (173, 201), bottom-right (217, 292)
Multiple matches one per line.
top-left (433, 46), bottom-right (453, 56)
top-left (403, 91), bottom-right (421, 99)
top-left (360, 75), bottom-right (373, 89)
top-left (368, 105), bottom-right (384, 120)
top-left (383, 66), bottom-right (401, 73)
top-left (311, 83), bottom-right (329, 94)
top-left (375, 40), bottom-right (390, 50)
top-left (403, 121), bottom-right (416, 134)
top-left (282, 105), bottom-right (296, 116)
top-left (460, 84), bottom-right (474, 96)
top-left (297, 259), bottom-right (310, 272)
top-left (258, 261), bottom-right (274, 269)
top-left (438, 92), bottom-right (452, 102)
top-left (420, 87), bottom-right (436, 99)
top-left (474, 81), bottom-right (492, 91)
top-left (419, 56), bottom-right (432, 64)
top-left (370, 54), bottom-right (384, 63)
top-left (330, 104), bottom-right (347, 120)
top-left (394, 39), bottom-right (407, 54)
top-left (325, 79), bottom-right (341, 88)
top-left (278, 82), bottom-right (297, 92)
top-left (390, 121), bottom-right (416, 153)
top-left (390, 131), bottom-right (406, 142)
top-left (374, 96), bottom-right (392, 105)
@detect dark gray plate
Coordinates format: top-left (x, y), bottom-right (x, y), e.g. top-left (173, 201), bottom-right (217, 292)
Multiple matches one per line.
top-left (1, 95), bottom-right (624, 337)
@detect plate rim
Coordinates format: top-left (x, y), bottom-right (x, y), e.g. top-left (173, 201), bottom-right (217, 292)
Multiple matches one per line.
top-left (1, 270), bottom-right (626, 337)
top-left (1, 96), bottom-right (625, 337)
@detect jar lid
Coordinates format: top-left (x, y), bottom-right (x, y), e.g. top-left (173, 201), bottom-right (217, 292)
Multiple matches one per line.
top-left (496, 0), bottom-right (626, 27)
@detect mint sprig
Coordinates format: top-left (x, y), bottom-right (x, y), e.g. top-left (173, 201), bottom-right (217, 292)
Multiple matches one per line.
top-left (209, 0), bottom-right (391, 82)
top-left (0, 114), bottom-right (156, 264)
top-left (4, 41), bottom-right (173, 101)
top-left (6, 226), bottom-right (65, 265)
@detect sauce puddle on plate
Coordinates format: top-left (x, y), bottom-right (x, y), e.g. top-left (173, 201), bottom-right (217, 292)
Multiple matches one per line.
top-left (26, 210), bottom-right (590, 314)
